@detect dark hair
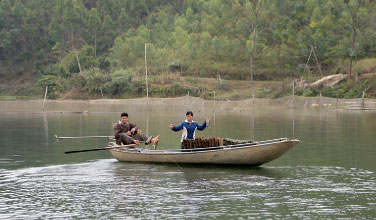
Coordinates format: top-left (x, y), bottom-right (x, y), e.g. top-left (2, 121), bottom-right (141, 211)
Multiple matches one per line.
top-left (121, 112), bottom-right (128, 117)
top-left (186, 111), bottom-right (193, 116)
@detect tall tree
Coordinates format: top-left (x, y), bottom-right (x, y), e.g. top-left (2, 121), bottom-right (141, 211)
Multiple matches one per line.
top-left (100, 15), bottom-right (116, 52)
top-left (344, 0), bottom-right (363, 81)
top-left (88, 8), bottom-right (101, 57)
top-left (129, 0), bottom-right (149, 26)
top-left (245, 0), bottom-right (265, 99)
top-left (49, 0), bottom-right (65, 49)
top-left (118, 8), bottom-right (131, 32)
top-left (62, 0), bottom-right (85, 47)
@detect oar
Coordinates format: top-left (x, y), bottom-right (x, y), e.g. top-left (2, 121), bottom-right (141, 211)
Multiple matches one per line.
top-left (55, 135), bottom-right (114, 140)
top-left (65, 144), bottom-right (136, 154)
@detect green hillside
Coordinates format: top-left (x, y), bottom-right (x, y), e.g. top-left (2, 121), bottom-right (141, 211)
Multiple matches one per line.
top-left (0, 0), bottom-right (375, 99)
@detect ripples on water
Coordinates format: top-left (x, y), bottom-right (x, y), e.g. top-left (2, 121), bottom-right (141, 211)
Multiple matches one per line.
top-left (1, 160), bottom-right (375, 219)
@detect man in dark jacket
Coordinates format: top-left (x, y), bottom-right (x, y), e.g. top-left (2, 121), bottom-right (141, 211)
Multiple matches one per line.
top-left (114, 112), bottom-right (159, 146)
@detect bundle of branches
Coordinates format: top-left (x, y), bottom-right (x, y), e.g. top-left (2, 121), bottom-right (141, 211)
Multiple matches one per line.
top-left (183, 137), bottom-right (223, 149)
top-left (183, 137), bottom-right (253, 149)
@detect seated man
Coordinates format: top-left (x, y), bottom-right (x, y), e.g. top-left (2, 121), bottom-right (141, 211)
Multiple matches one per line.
top-left (114, 112), bottom-right (159, 146)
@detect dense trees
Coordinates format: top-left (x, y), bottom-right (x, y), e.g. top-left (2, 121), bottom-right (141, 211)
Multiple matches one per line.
top-left (0, 0), bottom-right (375, 98)
top-left (110, 0), bottom-right (376, 80)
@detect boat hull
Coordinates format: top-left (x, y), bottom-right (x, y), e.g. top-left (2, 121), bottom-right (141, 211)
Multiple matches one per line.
top-left (110, 138), bottom-right (299, 166)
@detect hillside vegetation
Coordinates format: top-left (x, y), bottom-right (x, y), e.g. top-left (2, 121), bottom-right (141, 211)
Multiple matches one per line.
top-left (0, 0), bottom-right (375, 99)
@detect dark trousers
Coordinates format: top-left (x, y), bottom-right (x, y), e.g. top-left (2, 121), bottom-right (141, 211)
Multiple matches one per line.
top-left (118, 133), bottom-right (148, 145)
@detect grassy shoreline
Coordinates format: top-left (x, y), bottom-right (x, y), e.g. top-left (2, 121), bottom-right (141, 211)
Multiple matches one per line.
top-left (2, 96), bottom-right (376, 114)
top-left (1, 57), bottom-right (375, 101)
top-left (2, 76), bottom-right (376, 101)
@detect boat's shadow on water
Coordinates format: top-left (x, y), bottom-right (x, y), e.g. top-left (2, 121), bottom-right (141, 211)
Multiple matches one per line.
top-left (110, 160), bottom-right (290, 181)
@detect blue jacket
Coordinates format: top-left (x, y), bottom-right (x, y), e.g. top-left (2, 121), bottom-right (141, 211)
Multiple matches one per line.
top-left (171, 120), bottom-right (207, 142)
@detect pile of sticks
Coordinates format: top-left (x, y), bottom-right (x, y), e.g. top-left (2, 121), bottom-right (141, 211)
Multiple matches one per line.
top-left (182, 137), bottom-right (254, 149)
top-left (183, 137), bottom-right (223, 149)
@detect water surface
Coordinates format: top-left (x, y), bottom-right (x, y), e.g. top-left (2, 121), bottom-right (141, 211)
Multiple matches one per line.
top-left (0, 99), bottom-right (375, 219)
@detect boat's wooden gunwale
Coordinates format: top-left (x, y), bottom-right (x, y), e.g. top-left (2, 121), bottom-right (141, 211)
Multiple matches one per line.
top-left (111, 138), bottom-right (295, 155)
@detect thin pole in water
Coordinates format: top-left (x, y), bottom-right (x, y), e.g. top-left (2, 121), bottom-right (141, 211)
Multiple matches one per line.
top-left (213, 90), bottom-right (216, 110)
top-left (43, 86), bottom-right (48, 112)
top-left (146, 110), bottom-right (149, 136)
top-left (213, 90), bottom-right (216, 136)
top-left (292, 80), bottom-right (295, 139)
top-left (320, 93), bottom-right (323, 108)
top-left (292, 80), bottom-right (295, 108)
top-left (251, 98), bottom-right (255, 141)
top-left (249, 28), bottom-right (256, 141)
top-left (336, 97), bottom-right (338, 109)
top-left (145, 43), bottom-right (149, 99)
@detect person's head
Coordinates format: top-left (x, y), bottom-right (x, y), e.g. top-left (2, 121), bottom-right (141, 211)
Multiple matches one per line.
top-left (120, 112), bottom-right (128, 124)
top-left (186, 111), bottom-right (193, 122)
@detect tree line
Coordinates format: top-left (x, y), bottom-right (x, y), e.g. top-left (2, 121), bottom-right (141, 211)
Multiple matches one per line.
top-left (0, 0), bottom-right (375, 98)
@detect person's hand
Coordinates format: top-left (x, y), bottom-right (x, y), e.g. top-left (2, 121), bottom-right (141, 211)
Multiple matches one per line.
top-left (131, 128), bottom-right (136, 134)
top-left (206, 118), bottom-right (210, 125)
top-left (126, 131), bottom-right (131, 135)
top-left (133, 140), bottom-right (140, 146)
top-left (169, 124), bottom-right (174, 129)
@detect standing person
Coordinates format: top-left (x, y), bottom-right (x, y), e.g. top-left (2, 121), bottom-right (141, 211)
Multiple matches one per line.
top-left (169, 111), bottom-right (209, 148)
top-left (114, 112), bottom-right (159, 146)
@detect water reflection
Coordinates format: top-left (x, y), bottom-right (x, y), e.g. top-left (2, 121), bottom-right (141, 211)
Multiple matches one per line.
top-left (43, 113), bottom-right (49, 144)
top-left (1, 161), bottom-right (375, 219)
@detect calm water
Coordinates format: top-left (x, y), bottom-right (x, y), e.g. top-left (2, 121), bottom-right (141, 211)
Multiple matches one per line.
top-left (0, 100), bottom-right (376, 219)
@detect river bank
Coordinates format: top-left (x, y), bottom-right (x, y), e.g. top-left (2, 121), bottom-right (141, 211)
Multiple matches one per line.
top-left (1, 96), bottom-right (376, 114)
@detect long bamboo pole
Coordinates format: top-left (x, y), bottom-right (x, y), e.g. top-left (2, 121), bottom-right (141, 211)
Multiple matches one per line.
top-left (65, 144), bottom-right (136, 154)
top-left (145, 43), bottom-right (149, 99)
top-left (292, 80), bottom-right (295, 139)
top-left (304, 47), bottom-right (313, 73)
top-left (55, 135), bottom-right (114, 140)
top-left (75, 53), bottom-right (82, 73)
top-left (213, 90), bottom-right (216, 136)
top-left (311, 45), bottom-right (323, 77)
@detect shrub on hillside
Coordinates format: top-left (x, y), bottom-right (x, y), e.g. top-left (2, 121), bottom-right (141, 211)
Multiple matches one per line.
top-left (73, 68), bottom-right (110, 96)
top-left (61, 46), bottom-right (99, 74)
top-left (38, 75), bottom-right (62, 99)
top-left (102, 69), bottom-right (146, 97)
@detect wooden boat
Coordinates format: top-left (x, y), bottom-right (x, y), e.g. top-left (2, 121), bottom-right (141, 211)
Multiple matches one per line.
top-left (109, 138), bottom-right (300, 166)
